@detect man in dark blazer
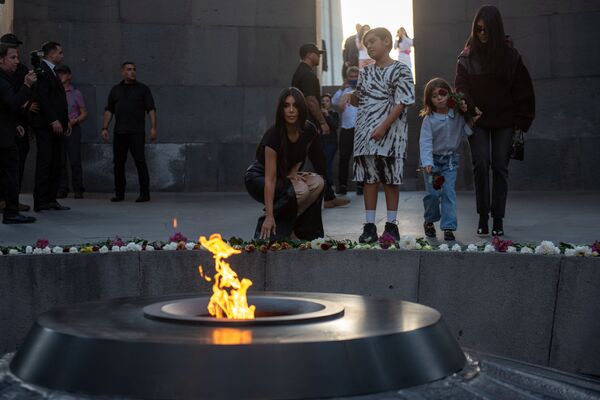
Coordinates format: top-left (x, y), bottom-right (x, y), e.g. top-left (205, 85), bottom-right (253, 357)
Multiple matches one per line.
top-left (0, 44), bottom-right (36, 224)
top-left (30, 41), bottom-right (70, 212)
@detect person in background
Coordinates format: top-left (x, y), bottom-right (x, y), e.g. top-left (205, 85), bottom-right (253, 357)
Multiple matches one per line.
top-left (394, 27), bottom-right (414, 70)
top-left (320, 93), bottom-right (339, 190)
top-left (455, 5), bottom-right (535, 236)
top-left (356, 25), bottom-right (375, 70)
top-left (102, 62), bottom-right (157, 203)
top-left (56, 65), bottom-right (87, 199)
top-left (342, 23), bottom-right (360, 80)
top-left (0, 43), bottom-right (37, 224)
top-left (332, 66), bottom-right (362, 195)
top-left (0, 33), bottom-right (32, 213)
top-left (30, 41), bottom-right (70, 212)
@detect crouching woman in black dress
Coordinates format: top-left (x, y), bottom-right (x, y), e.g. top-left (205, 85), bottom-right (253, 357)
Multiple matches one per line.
top-left (245, 87), bottom-right (326, 240)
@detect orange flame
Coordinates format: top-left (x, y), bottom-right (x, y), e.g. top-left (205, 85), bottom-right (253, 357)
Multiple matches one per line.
top-left (172, 218), bottom-right (178, 230)
top-left (212, 328), bottom-right (253, 345)
top-left (199, 234), bottom-right (255, 319)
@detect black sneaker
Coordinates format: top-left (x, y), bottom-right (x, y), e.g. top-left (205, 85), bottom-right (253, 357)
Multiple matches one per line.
top-left (492, 218), bottom-right (504, 236)
top-left (424, 222), bottom-right (436, 238)
top-left (384, 222), bottom-right (400, 241)
top-left (359, 223), bottom-right (378, 243)
top-left (444, 230), bottom-right (455, 241)
top-left (336, 185), bottom-right (347, 195)
top-left (477, 215), bottom-right (489, 236)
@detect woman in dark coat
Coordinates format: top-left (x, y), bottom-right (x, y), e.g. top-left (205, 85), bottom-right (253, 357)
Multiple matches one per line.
top-left (455, 5), bottom-right (535, 236)
top-left (245, 87), bottom-right (327, 240)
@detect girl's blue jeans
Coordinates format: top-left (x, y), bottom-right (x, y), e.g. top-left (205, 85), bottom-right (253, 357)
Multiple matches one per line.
top-left (422, 153), bottom-right (459, 231)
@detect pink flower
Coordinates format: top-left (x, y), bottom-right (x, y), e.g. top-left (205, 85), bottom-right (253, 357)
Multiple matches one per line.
top-left (378, 232), bottom-right (396, 249)
top-left (492, 236), bottom-right (514, 253)
top-left (35, 239), bottom-right (49, 249)
top-left (110, 236), bottom-right (125, 247)
top-left (169, 232), bottom-right (188, 243)
top-left (592, 241), bottom-right (600, 254)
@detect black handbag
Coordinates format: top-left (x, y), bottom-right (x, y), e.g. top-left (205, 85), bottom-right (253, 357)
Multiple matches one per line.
top-left (510, 129), bottom-right (524, 161)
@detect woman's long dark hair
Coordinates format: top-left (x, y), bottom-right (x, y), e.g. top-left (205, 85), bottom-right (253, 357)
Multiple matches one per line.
top-left (259, 87), bottom-right (308, 178)
top-left (466, 5), bottom-right (513, 80)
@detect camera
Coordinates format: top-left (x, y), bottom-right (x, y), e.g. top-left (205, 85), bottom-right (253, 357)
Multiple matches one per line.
top-left (30, 50), bottom-right (46, 77)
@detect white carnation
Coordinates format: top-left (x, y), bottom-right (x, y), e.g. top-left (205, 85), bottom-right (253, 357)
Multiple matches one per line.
top-left (506, 246), bottom-right (517, 253)
top-left (42, 247), bottom-right (52, 254)
top-left (52, 246), bottom-right (63, 254)
top-left (119, 245), bottom-right (128, 252)
top-left (466, 244), bottom-right (478, 252)
top-left (520, 246), bottom-right (534, 254)
top-left (564, 248), bottom-right (576, 257)
top-left (484, 244), bottom-right (495, 253)
top-left (69, 247), bottom-right (78, 253)
top-left (398, 235), bottom-right (416, 250)
top-left (145, 245), bottom-right (155, 251)
top-left (8, 249), bottom-right (19, 255)
top-left (451, 244), bottom-right (462, 252)
top-left (438, 244), bottom-right (450, 252)
top-left (99, 245), bottom-right (109, 253)
top-left (25, 246), bottom-right (33, 254)
top-left (185, 242), bottom-right (196, 251)
top-left (33, 248), bottom-right (43, 254)
top-left (535, 241), bottom-right (560, 255)
top-left (310, 238), bottom-right (326, 249)
top-left (111, 245), bottom-right (120, 252)
top-left (574, 246), bottom-right (592, 257)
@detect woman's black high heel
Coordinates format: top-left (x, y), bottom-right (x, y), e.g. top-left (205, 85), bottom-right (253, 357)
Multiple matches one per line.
top-left (477, 215), bottom-right (489, 236)
top-left (492, 218), bottom-right (504, 236)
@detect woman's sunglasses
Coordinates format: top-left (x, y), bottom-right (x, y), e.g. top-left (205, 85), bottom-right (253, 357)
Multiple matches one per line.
top-left (475, 26), bottom-right (486, 34)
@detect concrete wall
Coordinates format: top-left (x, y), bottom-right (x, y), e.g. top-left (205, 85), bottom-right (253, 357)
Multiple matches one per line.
top-left (1, 250), bottom-right (599, 377)
top-left (413, 1), bottom-right (600, 190)
top-left (12, 0), bottom-right (317, 192)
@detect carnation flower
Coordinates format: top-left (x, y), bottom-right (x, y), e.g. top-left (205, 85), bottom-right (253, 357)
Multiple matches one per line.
top-left (484, 244), bottom-right (495, 253)
top-left (145, 245), bottom-right (155, 251)
top-left (451, 244), bottom-right (462, 252)
top-left (438, 244), bottom-right (450, 251)
top-left (573, 246), bottom-right (592, 257)
top-left (281, 242), bottom-right (292, 250)
top-left (52, 246), bottom-right (63, 254)
top-left (33, 248), bottom-right (43, 255)
top-left (110, 236), bottom-right (125, 248)
top-left (259, 244), bottom-right (269, 253)
top-left (25, 246), bottom-right (33, 254)
top-left (491, 236), bottom-right (513, 253)
top-left (127, 242), bottom-right (142, 251)
top-left (169, 232), bottom-right (188, 243)
top-left (466, 244), bottom-right (478, 252)
top-left (564, 248), bottom-right (576, 257)
top-left (535, 241), bottom-right (560, 255)
top-left (336, 242), bottom-right (347, 251)
top-left (8, 249), bottom-right (19, 255)
top-left (185, 242), bottom-right (196, 251)
top-left (244, 244), bottom-right (256, 253)
top-left (111, 245), bottom-right (120, 252)
top-left (520, 246), bottom-right (534, 254)
top-left (399, 235), bottom-right (416, 250)
top-left (506, 246), bottom-right (517, 253)
top-left (99, 246), bottom-right (109, 253)
top-left (270, 243), bottom-right (282, 251)
top-left (320, 242), bottom-right (332, 250)
top-left (119, 245), bottom-right (128, 252)
top-left (69, 247), bottom-right (78, 253)
top-left (592, 241), bottom-right (600, 255)
top-left (378, 232), bottom-right (397, 249)
top-left (310, 238), bottom-right (326, 249)
top-left (415, 243), bottom-right (422, 250)
top-left (35, 239), bottom-right (49, 249)
top-left (42, 247), bottom-right (51, 254)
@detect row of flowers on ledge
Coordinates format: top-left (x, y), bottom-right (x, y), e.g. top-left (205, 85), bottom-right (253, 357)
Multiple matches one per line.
top-left (0, 233), bottom-right (599, 258)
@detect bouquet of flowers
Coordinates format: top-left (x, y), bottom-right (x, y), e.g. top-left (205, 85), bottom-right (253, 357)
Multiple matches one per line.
top-left (438, 88), bottom-right (475, 119)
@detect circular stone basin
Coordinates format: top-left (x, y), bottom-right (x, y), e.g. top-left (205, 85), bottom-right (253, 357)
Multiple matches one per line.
top-left (143, 295), bottom-right (345, 325)
top-left (10, 292), bottom-right (466, 400)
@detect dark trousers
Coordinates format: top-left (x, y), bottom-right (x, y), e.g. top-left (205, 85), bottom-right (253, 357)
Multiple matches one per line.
top-left (0, 144), bottom-right (20, 216)
top-left (113, 133), bottom-right (149, 195)
top-left (16, 134), bottom-right (29, 190)
top-left (468, 126), bottom-right (513, 219)
top-left (33, 126), bottom-right (64, 206)
top-left (59, 124), bottom-right (84, 193)
top-left (338, 127), bottom-right (355, 186)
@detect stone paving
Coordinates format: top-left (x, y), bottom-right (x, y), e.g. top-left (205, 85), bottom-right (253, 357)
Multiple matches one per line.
top-left (1, 191), bottom-right (599, 247)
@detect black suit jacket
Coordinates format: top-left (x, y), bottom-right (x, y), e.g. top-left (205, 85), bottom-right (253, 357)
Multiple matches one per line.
top-left (0, 70), bottom-right (32, 148)
top-left (30, 61), bottom-right (68, 129)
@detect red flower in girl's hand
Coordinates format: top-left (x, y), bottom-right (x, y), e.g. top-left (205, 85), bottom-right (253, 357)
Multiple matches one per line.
top-left (432, 175), bottom-right (445, 190)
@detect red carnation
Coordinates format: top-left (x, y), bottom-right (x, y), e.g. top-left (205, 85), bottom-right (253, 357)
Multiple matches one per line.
top-left (432, 175), bottom-right (445, 190)
top-left (447, 98), bottom-right (456, 108)
top-left (337, 242), bottom-right (347, 251)
top-left (35, 239), bottom-right (49, 249)
top-left (320, 242), bottom-right (332, 251)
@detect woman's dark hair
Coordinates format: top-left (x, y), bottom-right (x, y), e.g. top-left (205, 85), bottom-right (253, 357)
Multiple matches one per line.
top-left (466, 5), bottom-right (512, 79)
top-left (419, 77), bottom-right (453, 117)
top-left (257, 87), bottom-right (307, 177)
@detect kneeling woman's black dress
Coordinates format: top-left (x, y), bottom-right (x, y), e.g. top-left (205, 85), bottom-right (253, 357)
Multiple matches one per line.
top-left (245, 121), bottom-right (327, 240)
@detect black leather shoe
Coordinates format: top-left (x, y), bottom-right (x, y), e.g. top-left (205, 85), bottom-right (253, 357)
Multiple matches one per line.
top-left (34, 203), bottom-right (52, 212)
top-left (49, 202), bottom-right (70, 211)
top-left (3, 213), bottom-right (36, 224)
top-left (477, 215), bottom-right (489, 236)
top-left (111, 195), bottom-right (125, 202)
top-left (135, 193), bottom-right (150, 203)
top-left (444, 230), bottom-right (456, 241)
top-left (424, 222), bottom-right (436, 238)
top-left (492, 218), bottom-right (504, 236)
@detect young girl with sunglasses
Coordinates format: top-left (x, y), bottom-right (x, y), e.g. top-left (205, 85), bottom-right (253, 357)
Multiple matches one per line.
top-left (419, 78), bottom-right (481, 241)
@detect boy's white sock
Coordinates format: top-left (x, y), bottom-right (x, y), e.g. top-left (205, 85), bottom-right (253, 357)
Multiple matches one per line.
top-left (365, 210), bottom-right (376, 224)
top-left (387, 210), bottom-right (397, 223)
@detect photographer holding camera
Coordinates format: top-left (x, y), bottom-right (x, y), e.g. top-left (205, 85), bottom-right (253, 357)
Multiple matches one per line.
top-left (30, 41), bottom-right (71, 212)
top-left (0, 43), bottom-right (37, 224)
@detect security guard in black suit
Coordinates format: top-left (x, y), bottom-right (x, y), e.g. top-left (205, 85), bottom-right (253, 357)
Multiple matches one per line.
top-left (30, 41), bottom-right (71, 212)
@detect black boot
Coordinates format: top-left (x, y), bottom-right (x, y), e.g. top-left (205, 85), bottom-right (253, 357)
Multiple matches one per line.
top-left (477, 215), bottom-right (489, 236)
top-left (492, 218), bottom-right (504, 236)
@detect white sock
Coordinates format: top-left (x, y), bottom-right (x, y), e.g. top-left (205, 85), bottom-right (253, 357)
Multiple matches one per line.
top-left (365, 210), bottom-right (376, 224)
top-left (387, 210), bottom-right (397, 223)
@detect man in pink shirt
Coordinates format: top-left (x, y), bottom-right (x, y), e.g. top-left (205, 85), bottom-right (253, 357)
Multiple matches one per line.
top-left (56, 65), bottom-right (87, 199)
